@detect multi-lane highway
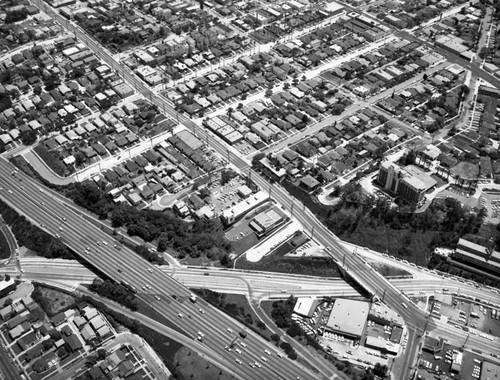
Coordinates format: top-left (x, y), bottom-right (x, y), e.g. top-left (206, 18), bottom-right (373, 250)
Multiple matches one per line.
top-left (0, 159), bottom-right (321, 380)
top-left (11, 1), bottom-right (497, 379)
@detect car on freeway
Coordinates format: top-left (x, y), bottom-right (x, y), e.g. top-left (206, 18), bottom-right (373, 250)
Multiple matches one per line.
top-left (235, 348), bottom-right (242, 354)
top-left (102, 241), bottom-right (107, 245)
top-left (240, 342), bottom-right (247, 348)
top-left (248, 362), bottom-right (255, 368)
top-left (264, 350), bottom-right (271, 355)
top-left (178, 313), bottom-right (183, 318)
top-left (117, 268), bottom-right (122, 273)
top-left (260, 356), bottom-right (267, 362)
top-left (277, 352), bottom-right (284, 358)
top-left (147, 268), bottom-right (153, 273)
top-left (199, 308), bottom-right (205, 314)
top-left (59, 227), bottom-right (63, 231)
top-left (224, 346), bottom-right (231, 352)
top-left (154, 296), bottom-right (160, 301)
top-left (62, 217), bottom-right (66, 221)
top-left (235, 359), bottom-right (242, 365)
top-left (227, 327), bottom-right (233, 333)
top-left (7, 190), bottom-right (12, 194)
top-left (55, 234), bottom-right (60, 238)
top-left (254, 362), bottom-right (261, 368)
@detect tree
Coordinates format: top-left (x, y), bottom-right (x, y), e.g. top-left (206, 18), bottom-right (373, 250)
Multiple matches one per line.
top-left (42, 339), bottom-right (53, 351)
top-left (271, 333), bottom-right (280, 343)
top-left (20, 130), bottom-right (37, 145)
top-left (85, 355), bottom-right (98, 366)
top-left (3, 298), bottom-right (12, 306)
top-left (49, 330), bottom-right (62, 341)
top-left (373, 363), bottom-right (388, 378)
top-left (97, 349), bottom-right (107, 360)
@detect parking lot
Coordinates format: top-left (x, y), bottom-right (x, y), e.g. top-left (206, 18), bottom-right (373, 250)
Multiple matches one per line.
top-left (210, 177), bottom-right (247, 215)
top-left (431, 295), bottom-right (500, 337)
top-left (418, 343), bottom-right (485, 380)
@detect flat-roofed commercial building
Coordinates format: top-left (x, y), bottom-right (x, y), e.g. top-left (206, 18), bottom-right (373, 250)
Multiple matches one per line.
top-left (325, 299), bottom-right (370, 340)
top-left (293, 298), bottom-right (318, 318)
top-left (249, 208), bottom-right (284, 236)
top-left (453, 237), bottom-right (500, 275)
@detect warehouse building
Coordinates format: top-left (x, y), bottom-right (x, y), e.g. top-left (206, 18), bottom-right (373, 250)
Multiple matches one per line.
top-left (325, 299), bottom-right (370, 340)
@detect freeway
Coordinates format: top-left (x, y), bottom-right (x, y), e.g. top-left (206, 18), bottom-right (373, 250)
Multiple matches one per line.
top-left (18, 2), bottom-right (483, 378)
top-left (14, 258), bottom-right (499, 308)
top-left (0, 161), bottom-right (320, 380)
top-left (12, 257), bottom-right (500, 360)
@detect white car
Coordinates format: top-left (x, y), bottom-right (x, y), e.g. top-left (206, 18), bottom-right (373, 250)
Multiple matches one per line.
top-left (254, 362), bottom-right (262, 368)
top-left (227, 327), bottom-right (233, 333)
top-left (240, 342), bottom-right (247, 348)
top-left (260, 356), bottom-right (267, 362)
top-left (235, 359), bottom-right (242, 365)
top-left (277, 352), bottom-right (284, 358)
top-left (264, 350), bottom-right (271, 356)
top-left (147, 268), bottom-right (153, 273)
top-left (178, 313), bottom-right (183, 318)
top-left (235, 348), bottom-right (242, 354)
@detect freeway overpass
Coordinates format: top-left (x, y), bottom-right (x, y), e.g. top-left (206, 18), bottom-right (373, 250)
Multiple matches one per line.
top-left (0, 159), bottom-right (324, 380)
top-left (12, 1), bottom-right (484, 378)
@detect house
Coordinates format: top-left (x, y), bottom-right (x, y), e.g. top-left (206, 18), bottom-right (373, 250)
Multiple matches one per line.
top-left (51, 312), bottom-right (67, 327)
top-left (300, 175), bottom-right (320, 192)
top-left (64, 334), bottom-right (83, 352)
top-left (18, 331), bottom-right (38, 350)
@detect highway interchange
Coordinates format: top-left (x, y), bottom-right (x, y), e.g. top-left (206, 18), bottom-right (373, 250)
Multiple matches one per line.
top-left (2, 1), bottom-right (500, 379)
top-left (0, 159), bottom-right (320, 380)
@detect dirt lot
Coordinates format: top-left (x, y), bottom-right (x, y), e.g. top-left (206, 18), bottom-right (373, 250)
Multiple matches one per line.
top-left (173, 344), bottom-right (237, 380)
top-left (37, 287), bottom-right (76, 315)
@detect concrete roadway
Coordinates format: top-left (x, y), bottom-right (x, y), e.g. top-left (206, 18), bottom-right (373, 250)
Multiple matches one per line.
top-left (0, 161), bottom-right (319, 380)
top-left (10, 258), bottom-right (500, 365)
top-left (19, 2), bottom-right (481, 378)
top-left (0, 214), bottom-right (18, 263)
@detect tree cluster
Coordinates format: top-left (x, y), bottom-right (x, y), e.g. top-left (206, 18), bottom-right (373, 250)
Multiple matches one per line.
top-left (270, 296), bottom-right (296, 329)
top-left (5, 8), bottom-right (29, 23)
top-left (0, 199), bottom-right (74, 260)
top-left (61, 180), bottom-right (232, 261)
top-left (88, 279), bottom-right (138, 311)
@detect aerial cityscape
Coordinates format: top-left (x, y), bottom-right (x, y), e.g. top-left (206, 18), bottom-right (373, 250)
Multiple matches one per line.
top-left (0, 0), bottom-right (499, 379)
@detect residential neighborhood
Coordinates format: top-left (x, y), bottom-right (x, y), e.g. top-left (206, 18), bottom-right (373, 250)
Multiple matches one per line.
top-left (1, 0), bottom-right (500, 380)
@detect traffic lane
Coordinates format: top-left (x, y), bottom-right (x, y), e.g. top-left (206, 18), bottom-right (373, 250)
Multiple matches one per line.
top-left (13, 8), bottom-right (324, 380)
top-left (0, 347), bottom-right (22, 380)
top-left (12, 8), bottom-right (398, 378)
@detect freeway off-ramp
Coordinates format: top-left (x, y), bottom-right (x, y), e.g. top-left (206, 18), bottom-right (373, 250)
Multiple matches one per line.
top-left (13, 256), bottom-right (500, 361)
top-left (0, 159), bottom-right (321, 380)
top-left (8, 1), bottom-right (499, 378)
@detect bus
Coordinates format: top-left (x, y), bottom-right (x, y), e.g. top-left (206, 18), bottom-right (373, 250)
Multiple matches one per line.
top-left (120, 280), bottom-right (137, 294)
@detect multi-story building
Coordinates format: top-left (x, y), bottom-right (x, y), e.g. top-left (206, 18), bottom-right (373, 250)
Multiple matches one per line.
top-left (377, 162), bottom-right (437, 204)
